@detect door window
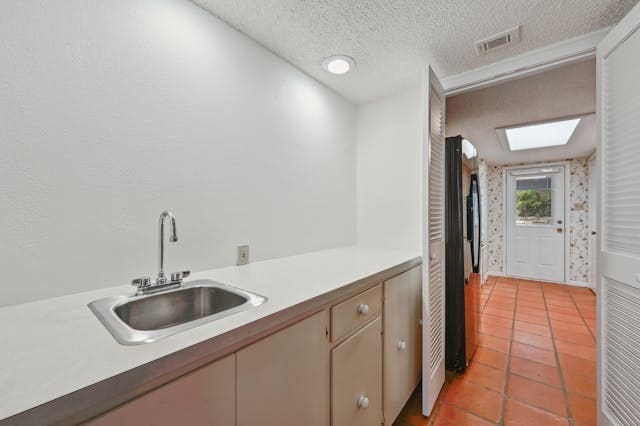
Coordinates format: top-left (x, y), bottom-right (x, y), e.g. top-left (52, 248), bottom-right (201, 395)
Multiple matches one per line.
top-left (515, 176), bottom-right (553, 225)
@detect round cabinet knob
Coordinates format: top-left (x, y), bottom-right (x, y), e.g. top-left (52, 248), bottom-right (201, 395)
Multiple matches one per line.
top-left (397, 340), bottom-right (407, 351)
top-left (429, 254), bottom-right (436, 261)
top-left (357, 303), bottom-right (369, 316)
top-left (357, 395), bottom-right (370, 409)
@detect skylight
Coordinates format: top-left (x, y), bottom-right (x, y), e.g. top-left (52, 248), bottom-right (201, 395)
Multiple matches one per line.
top-left (504, 118), bottom-right (581, 151)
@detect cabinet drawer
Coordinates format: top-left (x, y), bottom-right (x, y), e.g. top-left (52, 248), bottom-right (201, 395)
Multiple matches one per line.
top-left (331, 284), bottom-right (381, 342)
top-left (331, 317), bottom-right (382, 426)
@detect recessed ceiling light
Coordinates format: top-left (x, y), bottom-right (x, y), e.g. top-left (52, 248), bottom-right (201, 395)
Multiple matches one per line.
top-left (503, 118), bottom-right (581, 151)
top-left (322, 55), bottom-right (355, 75)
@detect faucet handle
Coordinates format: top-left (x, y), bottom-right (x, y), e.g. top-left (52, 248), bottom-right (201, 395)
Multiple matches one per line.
top-left (131, 276), bottom-right (152, 289)
top-left (170, 270), bottom-right (190, 282)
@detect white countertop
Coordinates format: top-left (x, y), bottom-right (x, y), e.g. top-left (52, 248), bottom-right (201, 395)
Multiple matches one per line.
top-left (0, 246), bottom-right (420, 421)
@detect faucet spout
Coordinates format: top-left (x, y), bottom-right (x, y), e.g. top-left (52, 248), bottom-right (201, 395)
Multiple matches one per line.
top-left (158, 211), bottom-right (178, 283)
top-left (130, 211), bottom-right (190, 295)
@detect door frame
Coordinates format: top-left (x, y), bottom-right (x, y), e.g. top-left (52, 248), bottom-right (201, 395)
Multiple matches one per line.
top-left (501, 160), bottom-right (571, 283)
top-left (588, 152), bottom-right (598, 293)
top-left (441, 30), bottom-right (607, 96)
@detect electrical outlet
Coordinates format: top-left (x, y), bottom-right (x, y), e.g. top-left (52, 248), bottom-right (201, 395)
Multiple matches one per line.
top-left (237, 244), bottom-right (250, 266)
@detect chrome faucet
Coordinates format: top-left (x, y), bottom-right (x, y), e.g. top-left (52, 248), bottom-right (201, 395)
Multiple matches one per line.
top-left (131, 211), bottom-right (190, 295)
top-left (158, 210), bottom-right (178, 285)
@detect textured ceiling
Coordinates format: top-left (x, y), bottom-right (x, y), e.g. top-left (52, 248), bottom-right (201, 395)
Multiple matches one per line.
top-left (192, 0), bottom-right (637, 103)
top-left (446, 59), bottom-right (596, 165)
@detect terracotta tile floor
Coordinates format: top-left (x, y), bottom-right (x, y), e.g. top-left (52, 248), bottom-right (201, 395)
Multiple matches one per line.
top-left (393, 276), bottom-right (597, 426)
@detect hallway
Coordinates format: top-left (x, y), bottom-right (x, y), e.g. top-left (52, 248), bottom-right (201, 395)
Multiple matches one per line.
top-left (394, 276), bottom-right (597, 425)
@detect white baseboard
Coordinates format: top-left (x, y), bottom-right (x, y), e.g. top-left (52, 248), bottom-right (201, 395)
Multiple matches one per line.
top-left (486, 273), bottom-right (593, 289)
top-left (567, 280), bottom-right (593, 288)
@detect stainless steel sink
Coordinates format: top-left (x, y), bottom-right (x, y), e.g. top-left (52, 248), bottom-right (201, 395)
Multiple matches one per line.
top-left (89, 279), bottom-right (267, 345)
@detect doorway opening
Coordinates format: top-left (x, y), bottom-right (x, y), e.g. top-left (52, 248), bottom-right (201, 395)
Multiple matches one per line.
top-left (416, 54), bottom-right (600, 426)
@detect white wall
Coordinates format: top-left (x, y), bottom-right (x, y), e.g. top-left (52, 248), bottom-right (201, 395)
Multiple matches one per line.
top-left (0, 0), bottom-right (356, 306)
top-left (355, 86), bottom-right (423, 253)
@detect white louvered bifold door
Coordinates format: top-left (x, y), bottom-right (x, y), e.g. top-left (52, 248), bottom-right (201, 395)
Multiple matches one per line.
top-left (597, 3), bottom-right (640, 425)
top-left (422, 66), bottom-right (446, 416)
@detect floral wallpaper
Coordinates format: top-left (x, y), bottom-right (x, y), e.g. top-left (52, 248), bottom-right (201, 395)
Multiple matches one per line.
top-left (478, 161), bottom-right (489, 246)
top-left (478, 160), bottom-right (489, 281)
top-left (569, 158), bottom-right (589, 282)
top-left (486, 163), bottom-right (504, 273)
top-left (482, 157), bottom-right (592, 283)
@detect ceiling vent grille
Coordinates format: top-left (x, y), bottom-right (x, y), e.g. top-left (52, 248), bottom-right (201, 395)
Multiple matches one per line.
top-left (475, 26), bottom-right (520, 55)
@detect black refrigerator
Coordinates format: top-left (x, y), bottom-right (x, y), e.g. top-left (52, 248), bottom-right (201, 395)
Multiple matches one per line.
top-left (444, 135), bottom-right (481, 373)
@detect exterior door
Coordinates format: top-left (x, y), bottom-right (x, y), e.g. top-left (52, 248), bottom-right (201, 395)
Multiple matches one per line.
top-left (597, 3), bottom-right (640, 424)
top-left (422, 66), bottom-right (445, 416)
top-left (505, 166), bottom-right (565, 282)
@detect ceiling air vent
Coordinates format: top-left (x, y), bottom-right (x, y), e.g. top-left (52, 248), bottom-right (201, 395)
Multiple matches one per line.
top-left (475, 26), bottom-right (520, 55)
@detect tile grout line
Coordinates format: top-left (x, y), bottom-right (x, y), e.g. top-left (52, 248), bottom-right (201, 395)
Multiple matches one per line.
top-left (497, 277), bottom-right (519, 426)
top-left (568, 290), bottom-right (597, 342)
top-left (443, 277), bottom-right (505, 425)
top-left (467, 276), bottom-right (504, 425)
top-left (426, 381), bottom-right (448, 425)
top-left (481, 278), bottom-right (498, 313)
top-left (509, 282), bottom-right (572, 390)
top-left (424, 278), bottom-right (595, 426)
top-left (541, 284), bottom-right (575, 425)
top-left (442, 383), bottom-right (506, 424)
top-left (428, 277), bottom-right (500, 425)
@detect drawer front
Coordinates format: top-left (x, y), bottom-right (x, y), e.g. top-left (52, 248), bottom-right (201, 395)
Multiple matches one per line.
top-left (383, 265), bottom-right (422, 425)
top-left (331, 284), bottom-right (382, 342)
top-left (331, 317), bottom-right (382, 426)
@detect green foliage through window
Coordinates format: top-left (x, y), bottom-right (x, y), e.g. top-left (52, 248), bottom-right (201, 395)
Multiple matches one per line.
top-left (516, 189), bottom-right (552, 221)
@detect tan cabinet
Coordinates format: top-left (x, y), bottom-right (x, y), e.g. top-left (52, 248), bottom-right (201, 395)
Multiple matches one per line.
top-left (84, 265), bottom-right (422, 426)
top-left (383, 265), bottom-right (422, 425)
top-left (236, 310), bottom-right (330, 426)
top-left (331, 317), bottom-right (383, 426)
top-left (84, 354), bottom-right (236, 426)
top-left (331, 284), bottom-right (382, 342)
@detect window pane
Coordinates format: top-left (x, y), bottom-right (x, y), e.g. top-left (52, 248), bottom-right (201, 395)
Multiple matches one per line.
top-left (515, 176), bottom-right (553, 225)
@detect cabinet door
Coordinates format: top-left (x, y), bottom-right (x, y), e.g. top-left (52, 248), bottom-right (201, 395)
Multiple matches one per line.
top-left (237, 310), bottom-right (330, 426)
top-left (85, 354), bottom-right (235, 426)
top-left (332, 317), bottom-right (383, 426)
top-left (383, 265), bottom-right (422, 425)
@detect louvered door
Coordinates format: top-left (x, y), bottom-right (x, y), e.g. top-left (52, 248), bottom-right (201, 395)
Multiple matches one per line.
top-left (597, 3), bottom-right (640, 424)
top-left (422, 66), bottom-right (446, 416)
